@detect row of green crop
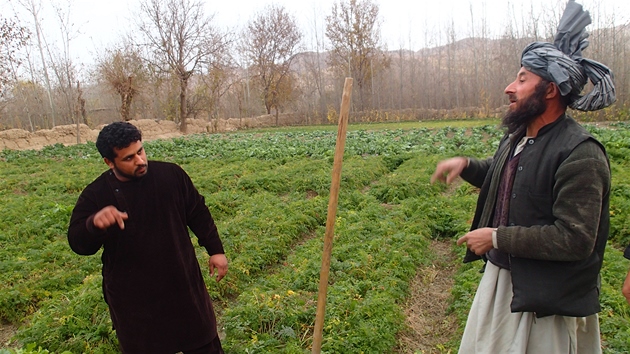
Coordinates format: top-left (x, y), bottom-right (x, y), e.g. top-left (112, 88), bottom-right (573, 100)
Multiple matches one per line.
top-left (0, 125), bottom-right (503, 163)
top-left (222, 191), bottom-right (432, 353)
top-left (0, 127), bottom-right (475, 352)
top-left (588, 123), bottom-right (630, 352)
top-left (2, 124), bottom-right (630, 353)
top-left (9, 152), bottom-right (466, 353)
top-left (217, 152), bottom-right (477, 353)
top-left (0, 178), bottom-right (103, 323)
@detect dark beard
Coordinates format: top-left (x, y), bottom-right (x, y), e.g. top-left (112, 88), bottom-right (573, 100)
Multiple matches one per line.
top-left (502, 81), bottom-right (548, 135)
top-left (113, 163), bottom-right (148, 181)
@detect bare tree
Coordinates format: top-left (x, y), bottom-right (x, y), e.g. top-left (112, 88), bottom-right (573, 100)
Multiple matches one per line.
top-left (137, 0), bottom-right (226, 133)
top-left (18, 0), bottom-right (57, 127)
top-left (4, 79), bottom-right (47, 130)
top-left (240, 4), bottom-right (302, 123)
top-left (446, 19), bottom-right (459, 109)
top-left (20, 0), bottom-right (57, 127)
top-left (196, 47), bottom-right (238, 120)
top-left (469, 2), bottom-right (480, 109)
top-left (325, 0), bottom-right (389, 111)
top-left (46, 0), bottom-right (80, 127)
top-left (303, 4), bottom-right (329, 123)
top-left (0, 17), bottom-right (30, 97)
top-left (97, 43), bottom-right (146, 121)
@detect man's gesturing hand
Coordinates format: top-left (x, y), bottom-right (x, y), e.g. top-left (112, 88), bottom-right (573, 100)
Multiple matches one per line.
top-left (457, 227), bottom-right (494, 256)
top-left (431, 157), bottom-right (468, 185)
top-left (93, 205), bottom-right (128, 230)
top-left (209, 254), bottom-right (228, 282)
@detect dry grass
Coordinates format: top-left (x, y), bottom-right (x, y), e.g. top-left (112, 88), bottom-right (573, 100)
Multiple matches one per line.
top-left (0, 323), bottom-right (18, 349)
top-left (396, 240), bottom-right (460, 354)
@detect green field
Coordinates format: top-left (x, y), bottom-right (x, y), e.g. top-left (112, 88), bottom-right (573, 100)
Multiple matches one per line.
top-left (1, 120), bottom-right (629, 353)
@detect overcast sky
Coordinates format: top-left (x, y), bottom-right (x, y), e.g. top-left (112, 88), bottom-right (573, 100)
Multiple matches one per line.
top-left (4, 0), bottom-right (630, 66)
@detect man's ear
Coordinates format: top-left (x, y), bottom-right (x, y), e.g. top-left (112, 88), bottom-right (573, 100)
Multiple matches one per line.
top-left (546, 82), bottom-right (560, 99)
top-left (104, 157), bottom-right (115, 170)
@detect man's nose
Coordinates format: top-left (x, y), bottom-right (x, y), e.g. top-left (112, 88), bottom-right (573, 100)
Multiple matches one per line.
top-left (504, 81), bottom-right (515, 95)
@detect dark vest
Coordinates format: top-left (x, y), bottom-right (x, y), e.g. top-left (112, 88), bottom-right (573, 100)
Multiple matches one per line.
top-left (465, 115), bottom-right (609, 317)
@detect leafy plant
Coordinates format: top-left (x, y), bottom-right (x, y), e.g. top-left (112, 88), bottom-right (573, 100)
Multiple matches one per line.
top-left (1, 122), bottom-right (629, 353)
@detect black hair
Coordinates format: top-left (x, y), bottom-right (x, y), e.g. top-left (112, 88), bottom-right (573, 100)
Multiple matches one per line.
top-left (561, 90), bottom-right (574, 108)
top-left (96, 122), bottom-right (142, 160)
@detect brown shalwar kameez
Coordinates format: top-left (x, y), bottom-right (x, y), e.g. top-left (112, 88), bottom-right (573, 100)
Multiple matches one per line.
top-left (69, 161), bottom-right (225, 353)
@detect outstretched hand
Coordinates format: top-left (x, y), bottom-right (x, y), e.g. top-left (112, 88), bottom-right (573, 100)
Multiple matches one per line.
top-left (431, 157), bottom-right (468, 185)
top-left (209, 254), bottom-right (228, 282)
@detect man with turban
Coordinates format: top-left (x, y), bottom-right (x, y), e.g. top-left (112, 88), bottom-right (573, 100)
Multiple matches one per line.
top-left (431, 0), bottom-right (614, 352)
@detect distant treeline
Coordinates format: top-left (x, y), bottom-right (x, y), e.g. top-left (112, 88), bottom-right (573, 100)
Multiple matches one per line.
top-left (1, 0), bottom-right (628, 132)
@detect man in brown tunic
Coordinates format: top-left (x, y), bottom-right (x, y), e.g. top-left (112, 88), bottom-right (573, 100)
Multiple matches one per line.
top-left (68, 122), bottom-right (228, 353)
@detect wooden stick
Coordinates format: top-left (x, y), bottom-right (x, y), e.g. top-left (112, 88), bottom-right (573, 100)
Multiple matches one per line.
top-left (311, 77), bottom-right (353, 354)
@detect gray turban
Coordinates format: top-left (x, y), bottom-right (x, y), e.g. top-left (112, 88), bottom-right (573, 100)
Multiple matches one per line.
top-left (521, 0), bottom-right (615, 111)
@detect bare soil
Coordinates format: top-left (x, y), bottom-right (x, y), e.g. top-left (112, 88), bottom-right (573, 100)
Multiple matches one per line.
top-left (0, 114), bottom-right (302, 151)
top-left (396, 240), bottom-right (460, 353)
top-left (0, 323), bottom-right (18, 349)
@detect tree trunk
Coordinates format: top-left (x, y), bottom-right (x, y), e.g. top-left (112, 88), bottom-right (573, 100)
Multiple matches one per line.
top-left (29, 0), bottom-right (56, 127)
top-left (75, 81), bottom-right (81, 144)
top-left (120, 76), bottom-right (134, 121)
top-left (180, 76), bottom-right (188, 133)
top-left (121, 93), bottom-right (131, 121)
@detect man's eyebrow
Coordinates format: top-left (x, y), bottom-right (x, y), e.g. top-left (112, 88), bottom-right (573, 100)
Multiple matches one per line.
top-left (121, 147), bottom-right (142, 160)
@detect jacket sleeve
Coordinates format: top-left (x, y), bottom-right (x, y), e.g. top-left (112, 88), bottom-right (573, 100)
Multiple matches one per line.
top-left (496, 140), bottom-right (610, 261)
top-left (460, 157), bottom-right (493, 188)
top-left (67, 189), bottom-right (107, 255)
top-left (460, 135), bottom-right (509, 188)
top-left (179, 167), bottom-right (225, 256)
top-left (625, 245), bottom-right (630, 260)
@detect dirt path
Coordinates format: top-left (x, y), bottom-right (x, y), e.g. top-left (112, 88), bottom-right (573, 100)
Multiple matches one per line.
top-left (397, 240), bottom-right (460, 353)
top-left (0, 324), bottom-right (18, 349)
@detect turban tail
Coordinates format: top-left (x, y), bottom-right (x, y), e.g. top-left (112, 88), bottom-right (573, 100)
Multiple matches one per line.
top-left (520, 0), bottom-right (615, 111)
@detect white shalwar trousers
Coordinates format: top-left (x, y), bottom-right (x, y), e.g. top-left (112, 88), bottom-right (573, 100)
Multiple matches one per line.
top-left (458, 262), bottom-right (601, 354)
